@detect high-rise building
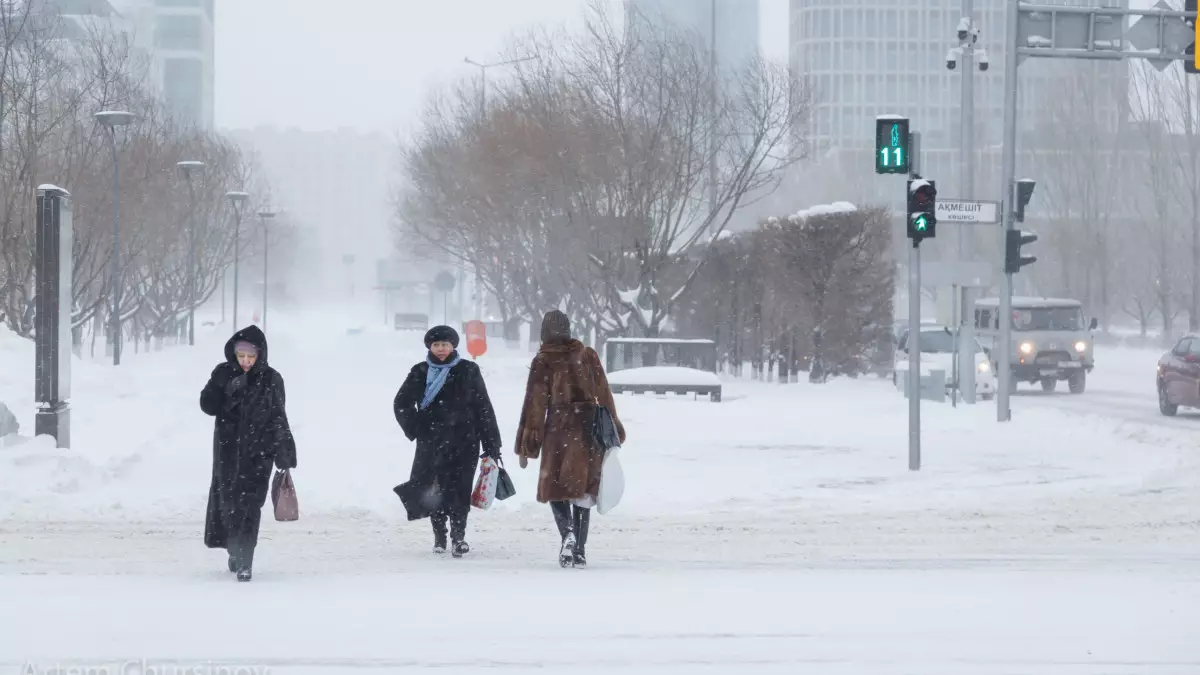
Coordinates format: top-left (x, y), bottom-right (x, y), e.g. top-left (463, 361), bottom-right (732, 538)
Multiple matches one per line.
top-left (788, 0), bottom-right (1128, 207)
top-left (625, 0), bottom-right (760, 77)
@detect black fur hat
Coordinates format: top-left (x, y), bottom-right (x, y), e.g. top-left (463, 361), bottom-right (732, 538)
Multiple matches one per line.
top-left (424, 325), bottom-right (460, 349)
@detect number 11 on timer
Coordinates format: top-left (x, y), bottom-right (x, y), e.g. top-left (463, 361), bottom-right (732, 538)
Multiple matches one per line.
top-left (874, 116), bottom-right (910, 175)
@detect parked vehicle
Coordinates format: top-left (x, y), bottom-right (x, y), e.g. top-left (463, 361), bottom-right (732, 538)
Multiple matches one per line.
top-left (893, 324), bottom-right (996, 400)
top-left (1156, 335), bottom-right (1200, 416)
top-left (973, 296), bottom-right (1097, 393)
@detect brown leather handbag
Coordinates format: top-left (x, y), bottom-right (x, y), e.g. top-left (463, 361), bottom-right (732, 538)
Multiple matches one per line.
top-left (271, 469), bottom-right (299, 521)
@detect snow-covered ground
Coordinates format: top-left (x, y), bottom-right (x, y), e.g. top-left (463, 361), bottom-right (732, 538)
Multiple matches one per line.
top-left (1, 311), bottom-right (1198, 673)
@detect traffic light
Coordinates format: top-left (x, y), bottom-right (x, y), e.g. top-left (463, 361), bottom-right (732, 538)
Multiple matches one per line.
top-left (907, 178), bottom-right (937, 242)
top-left (1014, 179), bottom-right (1036, 222)
top-left (1005, 229), bottom-right (1038, 274)
top-left (875, 116), bottom-right (910, 174)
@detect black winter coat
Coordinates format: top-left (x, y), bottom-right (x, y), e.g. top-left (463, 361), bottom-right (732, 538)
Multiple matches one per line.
top-left (200, 326), bottom-right (297, 548)
top-left (393, 354), bottom-right (502, 515)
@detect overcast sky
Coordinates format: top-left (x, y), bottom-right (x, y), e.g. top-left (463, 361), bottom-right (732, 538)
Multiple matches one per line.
top-left (213, 0), bottom-right (789, 134)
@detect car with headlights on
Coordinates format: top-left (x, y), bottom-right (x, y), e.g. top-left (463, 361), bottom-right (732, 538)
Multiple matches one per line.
top-left (972, 296), bottom-right (1097, 393)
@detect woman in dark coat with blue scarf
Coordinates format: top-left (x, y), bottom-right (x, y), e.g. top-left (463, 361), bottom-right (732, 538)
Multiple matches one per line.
top-left (394, 325), bottom-right (502, 557)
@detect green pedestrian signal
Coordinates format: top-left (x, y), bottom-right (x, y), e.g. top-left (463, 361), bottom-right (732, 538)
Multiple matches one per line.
top-left (906, 178), bottom-right (936, 242)
top-left (875, 116), bottom-right (910, 175)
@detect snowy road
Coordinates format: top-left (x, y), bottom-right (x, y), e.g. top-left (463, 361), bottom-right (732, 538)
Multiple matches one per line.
top-left (3, 566), bottom-right (1198, 675)
top-left (2, 314), bottom-right (1199, 673)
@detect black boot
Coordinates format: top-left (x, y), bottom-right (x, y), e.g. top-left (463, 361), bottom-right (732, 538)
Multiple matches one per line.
top-left (234, 540), bottom-right (254, 582)
top-left (572, 506), bottom-right (590, 568)
top-left (431, 513), bottom-right (448, 554)
top-left (449, 512), bottom-right (469, 558)
top-left (550, 501), bottom-right (575, 567)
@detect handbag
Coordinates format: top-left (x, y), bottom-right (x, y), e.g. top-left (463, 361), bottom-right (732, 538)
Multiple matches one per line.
top-left (495, 457), bottom-right (516, 501)
top-left (270, 468), bottom-right (299, 521)
top-left (587, 360), bottom-right (622, 452)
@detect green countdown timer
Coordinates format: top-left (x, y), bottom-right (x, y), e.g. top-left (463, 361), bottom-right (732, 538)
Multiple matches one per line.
top-left (875, 117), bottom-right (910, 175)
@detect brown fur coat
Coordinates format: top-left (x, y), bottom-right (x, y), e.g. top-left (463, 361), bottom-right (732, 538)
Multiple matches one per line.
top-left (515, 339), bottom-right (626, 503)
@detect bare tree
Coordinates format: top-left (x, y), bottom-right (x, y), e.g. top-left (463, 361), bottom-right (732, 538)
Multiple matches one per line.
top-left (1026, 62), bottom-right (1129, 329)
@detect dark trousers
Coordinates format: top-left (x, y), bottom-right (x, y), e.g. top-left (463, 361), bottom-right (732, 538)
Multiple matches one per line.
top-left (431, 507), bottom-right (469, 543)
top-left (226, 502), bottom-right (264, 571)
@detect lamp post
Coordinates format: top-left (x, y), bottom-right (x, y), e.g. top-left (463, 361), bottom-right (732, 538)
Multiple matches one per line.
top-left (226, 191), bottom-right (250, 327)
top-left (463, 54), bottom-right (535, 319)
top-left (257, 207), bottom-right (276, 331)
top-left (177, 160), bottom-right (205, 346)
top-left (94, 110), bottom-right (136, 366)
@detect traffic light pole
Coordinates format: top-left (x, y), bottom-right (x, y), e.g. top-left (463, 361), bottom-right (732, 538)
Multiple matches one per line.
top-left (908, 239), bottom-right (921, 470)
top-left (907, 132), bottom-right (923, 471)
top-left (957, 0), bottom-right (981, 405)
top-left (997, 0), bottom-right (1020, 422)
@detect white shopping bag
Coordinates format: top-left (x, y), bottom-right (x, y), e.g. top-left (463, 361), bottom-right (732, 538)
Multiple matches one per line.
top-left (471, 457), bottom-right (499, 510)
top-left (596, 446), bottom-right (625, 515)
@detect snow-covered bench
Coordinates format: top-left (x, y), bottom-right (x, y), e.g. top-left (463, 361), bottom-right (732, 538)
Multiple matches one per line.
top-left (603, 338), bottom-right (722, 402)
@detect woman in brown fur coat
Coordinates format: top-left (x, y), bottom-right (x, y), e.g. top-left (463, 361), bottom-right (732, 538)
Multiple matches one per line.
top-left (515, 310), bottom-right (626, 568)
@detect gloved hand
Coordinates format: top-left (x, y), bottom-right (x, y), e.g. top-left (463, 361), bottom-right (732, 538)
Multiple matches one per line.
top-left (225, 373), bottom-right (247, 396)
top-left (519, 455), bottom-right (529, 469)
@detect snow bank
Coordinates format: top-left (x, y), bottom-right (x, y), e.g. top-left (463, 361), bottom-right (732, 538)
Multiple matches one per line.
top-left (789, 201), bottom-right (858, 221)
top-left (607, 366), bottom-right (721, 387)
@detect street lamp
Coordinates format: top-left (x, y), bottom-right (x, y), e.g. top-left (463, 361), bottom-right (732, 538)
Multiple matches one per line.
top-left (225, 191), bottom-right (250, 327)
top-left (257, 207), bottom-right (277, 331)
top-left (95, 110), bottom-right (136, 366)
top-left (177, 160), bottom-right (205, 346)
top-left (463, 54), bottom-right (534, 319)
top-left (462, 54), bottom-right (536, 118)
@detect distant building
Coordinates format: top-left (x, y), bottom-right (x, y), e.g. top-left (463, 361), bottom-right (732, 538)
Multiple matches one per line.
top-left (43, 0), bottom-right (215, 130)
top-left (625, 0), bottom-right (760, 77)
top-left (115, 0), bottom-right (215, 130)
top-left (225, 126), bottom-right (397, 303)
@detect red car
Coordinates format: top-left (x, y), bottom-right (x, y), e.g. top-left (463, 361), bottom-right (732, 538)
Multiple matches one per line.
top-left (1157, 334), bottom-right (1200, 415)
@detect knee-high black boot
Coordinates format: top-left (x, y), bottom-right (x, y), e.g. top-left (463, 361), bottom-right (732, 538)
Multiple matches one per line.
top-left (550, 501), bottom-right (575, 567)
top-left (572, 506), bottom-right (590, 568)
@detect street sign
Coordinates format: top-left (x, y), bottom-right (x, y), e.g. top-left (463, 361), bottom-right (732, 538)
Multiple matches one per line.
top-left (1127, 1), bottom-right (1196, 71)
top-left (434, 271), bottom-right (456, 293)
top-left (935, 199), bottom-right (999, 224)
top-left (1017, 5), bottom-right (1124, 55)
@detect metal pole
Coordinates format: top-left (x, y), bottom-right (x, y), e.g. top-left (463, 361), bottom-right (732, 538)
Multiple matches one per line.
top-left (187, 180), bottom-right (196, 347)
top-left (908, 241), bottom-right (921, 470)
top-left (707, 0), bottom-right (718, 217)
top-left (262, 219), bottom-right (269, 332)
top-left (958, 0), bottom-right (979, 404)
top-left (997, 0), bottom-right (1020, 422)
top-left (233, 208), bottom-right (241, 327)
top-left (109, 134), bottom-right (121, 366)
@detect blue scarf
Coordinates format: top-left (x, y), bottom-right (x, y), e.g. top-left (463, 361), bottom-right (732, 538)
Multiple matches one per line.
top-left (420, 353), bottom-right (461, 410)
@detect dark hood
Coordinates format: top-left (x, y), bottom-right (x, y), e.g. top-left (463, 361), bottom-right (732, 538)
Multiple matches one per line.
top-left (224, 325), bottom-right (269, 368)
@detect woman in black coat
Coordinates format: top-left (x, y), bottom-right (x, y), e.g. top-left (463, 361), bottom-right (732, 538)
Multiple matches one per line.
top-left (200, 326), bottom-right (296, 582)
top-left (394, 325), bottom-right (501, 557)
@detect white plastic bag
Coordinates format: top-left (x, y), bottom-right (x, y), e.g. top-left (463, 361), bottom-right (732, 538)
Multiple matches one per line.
top-left (471, 457), bottom-right (499, 510)
top-left (596, 446), bottom-right (625, 515)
